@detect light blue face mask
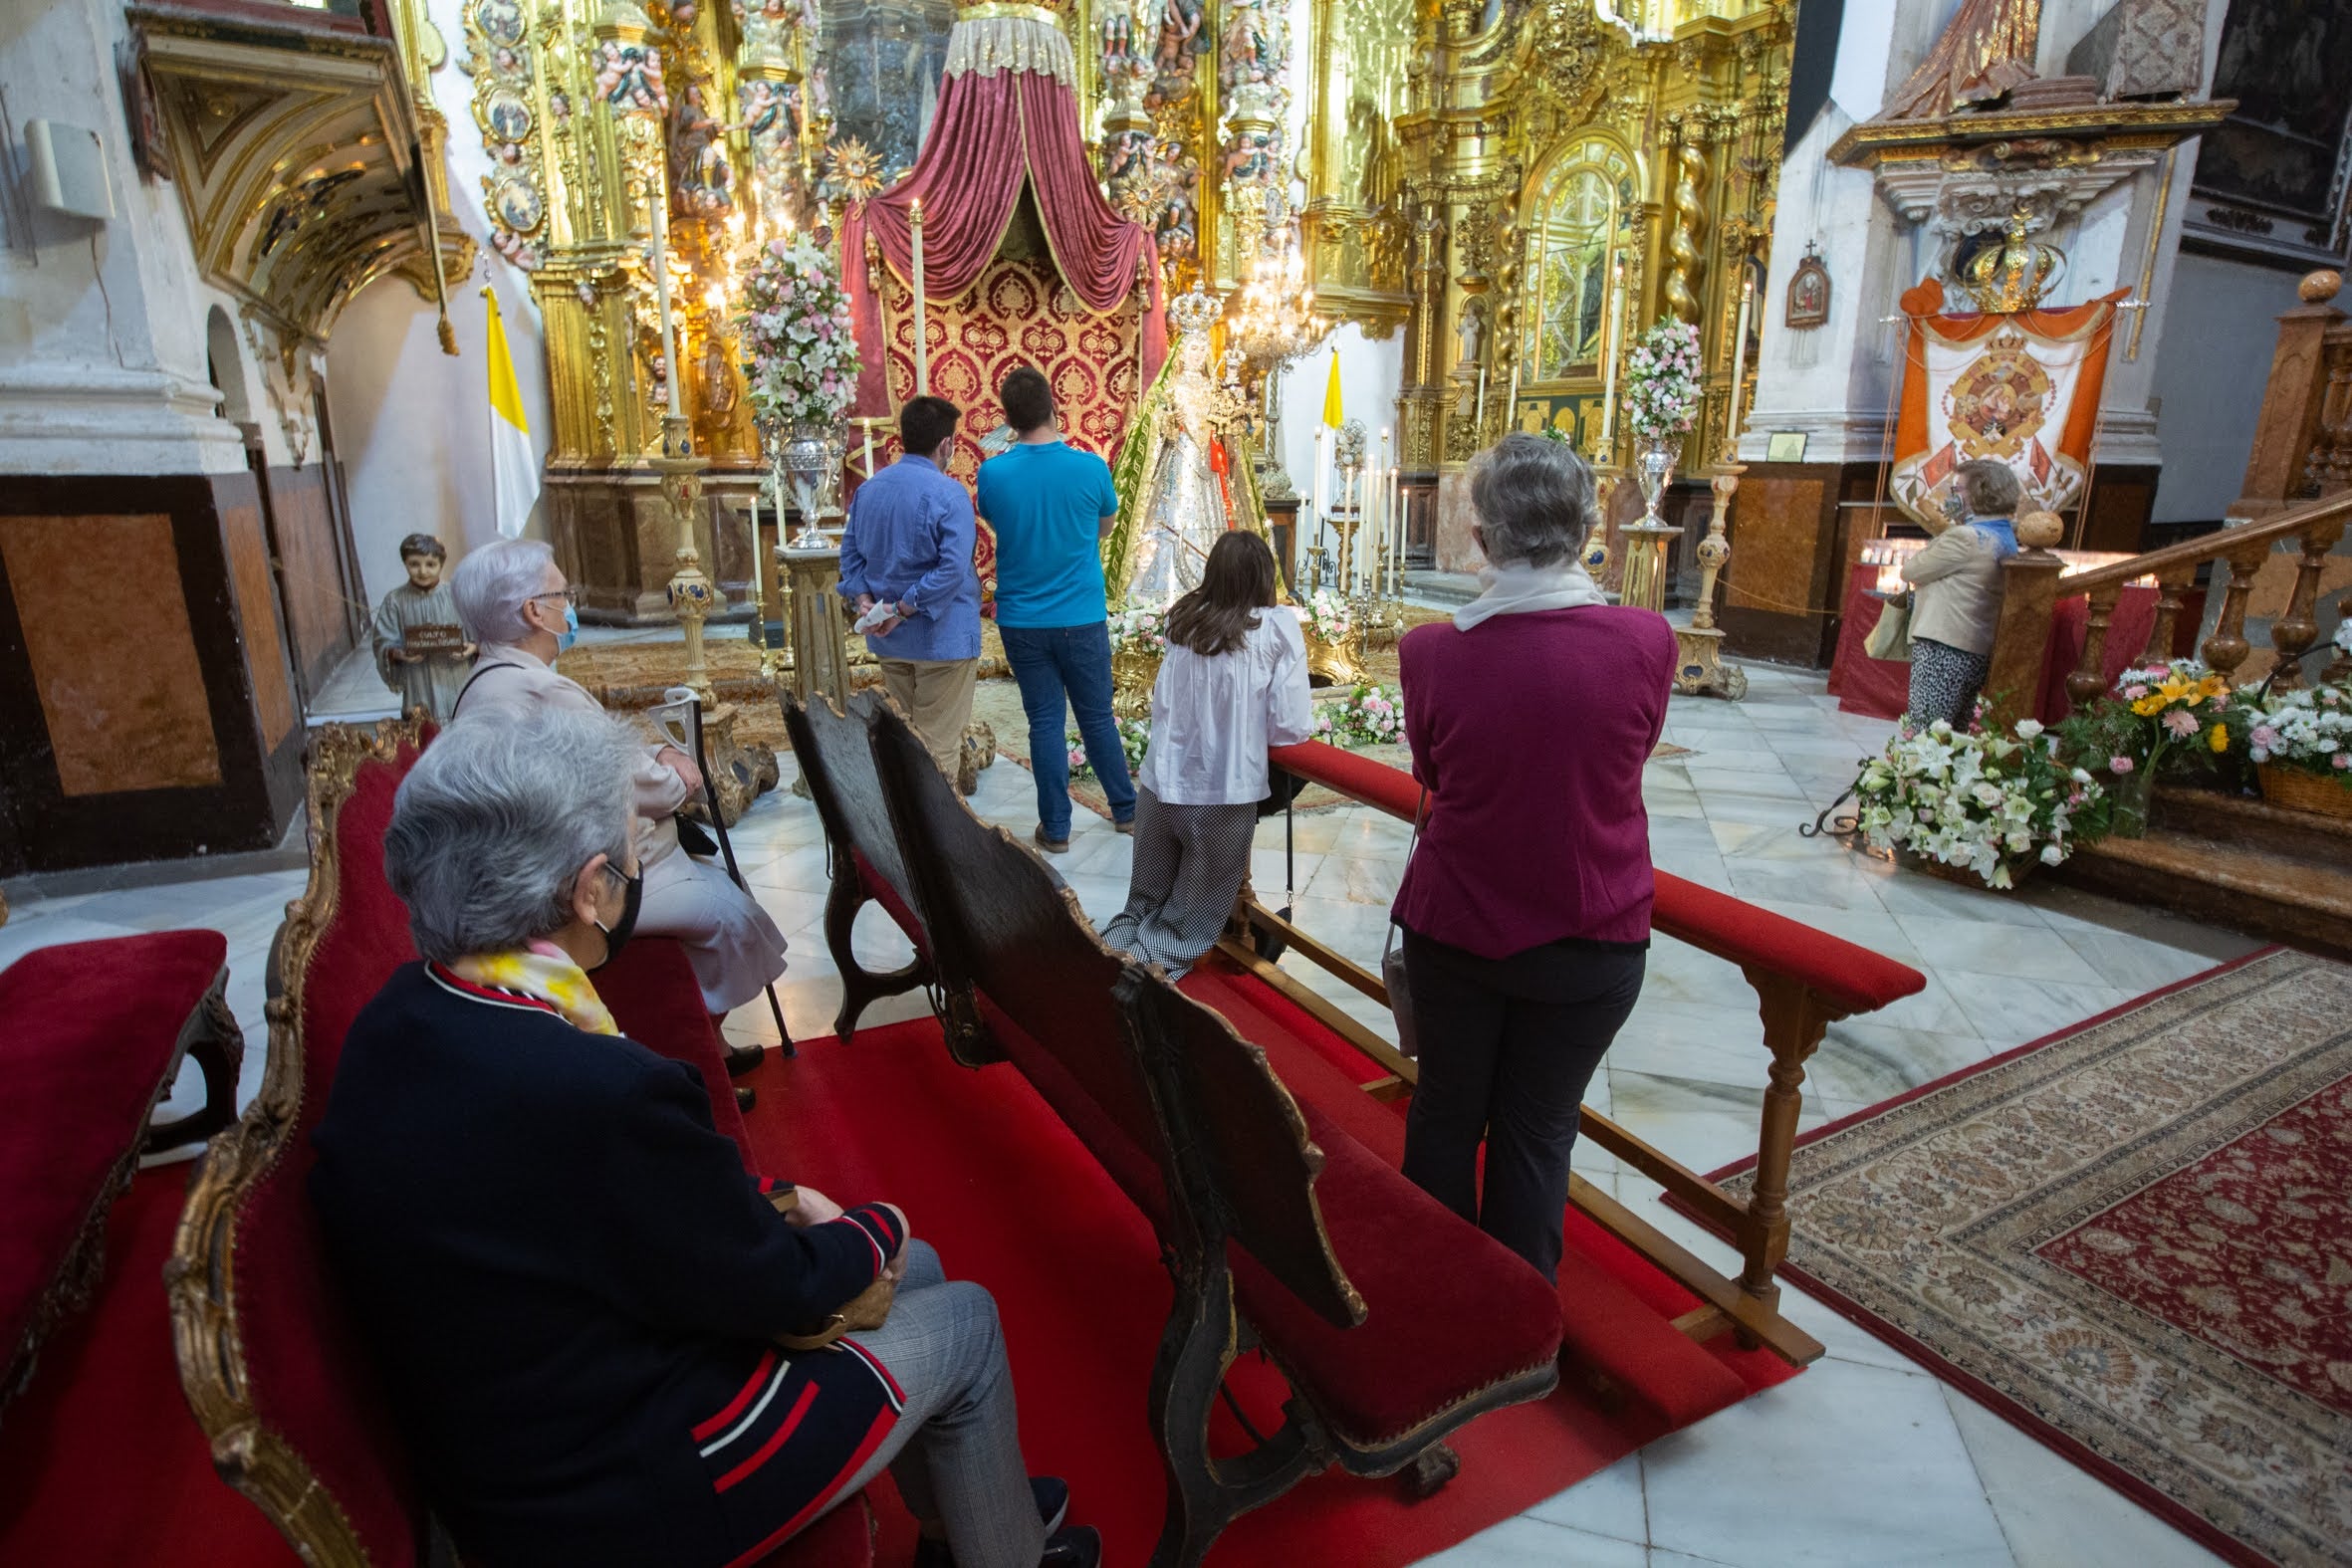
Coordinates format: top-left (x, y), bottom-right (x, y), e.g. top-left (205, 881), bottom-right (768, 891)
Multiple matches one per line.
top-left (557, 600), bottom-right (581, 652)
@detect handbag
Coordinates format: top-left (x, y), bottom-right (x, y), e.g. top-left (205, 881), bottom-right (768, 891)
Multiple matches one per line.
top-left (1381, 789), bottom-right (1428, 1059)
top-left (1864, 591), bottom-right (1914, 663)
top-left (764, 1186), bottom-right (897, 1351)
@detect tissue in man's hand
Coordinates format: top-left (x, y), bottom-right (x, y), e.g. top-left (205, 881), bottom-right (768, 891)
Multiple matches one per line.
top-left (852, 600), bottom-right (898, 634)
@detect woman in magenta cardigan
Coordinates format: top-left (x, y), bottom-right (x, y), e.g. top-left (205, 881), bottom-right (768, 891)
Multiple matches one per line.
top-left (1392, 434), bottom-right (1675, 1282)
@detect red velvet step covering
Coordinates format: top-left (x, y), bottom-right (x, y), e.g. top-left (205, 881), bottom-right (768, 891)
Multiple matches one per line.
top-left (1, 930), bottom-right (227, 1398)
top-left (1184, 964), bottom-right (1749, 1432)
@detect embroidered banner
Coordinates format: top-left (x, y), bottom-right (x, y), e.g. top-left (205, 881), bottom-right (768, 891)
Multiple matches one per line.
top-left (1890, 278), bottom-right (2127, 527)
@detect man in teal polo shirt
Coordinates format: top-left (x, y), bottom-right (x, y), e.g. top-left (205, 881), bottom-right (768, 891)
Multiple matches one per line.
top-left (974, 366), bottom-right (1136, 852)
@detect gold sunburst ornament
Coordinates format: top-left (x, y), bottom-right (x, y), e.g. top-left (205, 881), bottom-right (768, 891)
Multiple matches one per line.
top-left (822, 137), bottom-right (884, 202)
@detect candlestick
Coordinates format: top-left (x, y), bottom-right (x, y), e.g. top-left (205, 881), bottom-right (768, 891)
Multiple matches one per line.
top-left (1599, 255), bottom-right (1625, 446)
top-left (910, 195), bottom-right (929, 396)
top-left (1311, 426), bottom-right (1329, 581)
top-left (1475, 364), bottom-right (1488, 437)
top-left (1389, 465), bottom-right (1401, 587)
top-left (650, 192), bottom-right (682, 418)
top-left (862, 421), bottom-right (876, 478)
top-left (1727, 273), bottom-right (1754, 461)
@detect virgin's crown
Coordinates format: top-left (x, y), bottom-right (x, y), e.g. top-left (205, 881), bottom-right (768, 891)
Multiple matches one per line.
top-left (1168, 288), bottom-right (1223, 337)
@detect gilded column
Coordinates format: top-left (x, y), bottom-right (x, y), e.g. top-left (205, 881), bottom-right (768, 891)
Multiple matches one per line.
top-left (1663, 131), bottom-right (1709, 326)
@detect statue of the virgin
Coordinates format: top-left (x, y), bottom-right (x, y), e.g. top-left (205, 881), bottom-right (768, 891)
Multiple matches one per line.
top-left (1105, 288), bottom-right (1263, 606)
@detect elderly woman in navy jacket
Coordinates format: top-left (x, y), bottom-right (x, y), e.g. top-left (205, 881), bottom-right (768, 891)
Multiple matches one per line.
top-left (310, 710), bottom-right (1096, 1568)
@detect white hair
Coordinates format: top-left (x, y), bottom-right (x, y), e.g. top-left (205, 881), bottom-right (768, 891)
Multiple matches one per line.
top-left (451, 537), bottom-right (557, 645)
top-left (384, 708), bottom-right (639, 964)
top-left (1470, 433), bottom-right (1597, 568)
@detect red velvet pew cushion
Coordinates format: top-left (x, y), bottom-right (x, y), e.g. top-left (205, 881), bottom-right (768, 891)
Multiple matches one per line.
top-left (851, 847), bottom-right (931, 959)
top-left (1, 930), bottom-right (227, 1389)
top-left (1229, 1100), bottom-right (1561, 1449)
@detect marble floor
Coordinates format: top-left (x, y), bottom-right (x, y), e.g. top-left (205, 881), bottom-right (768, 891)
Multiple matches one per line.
top-left (0, 659), bottom-right (2253, 1567)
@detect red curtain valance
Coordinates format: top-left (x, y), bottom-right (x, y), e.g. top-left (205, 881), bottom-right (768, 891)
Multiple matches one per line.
top-left (843, 59), bottom-right (1165, 416)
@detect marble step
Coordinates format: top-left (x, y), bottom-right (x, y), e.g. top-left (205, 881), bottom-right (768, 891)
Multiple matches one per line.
top-left (1402, 569), bottom-right (1480, 606)
top-left (2060, 826), bottom-right (2352, 961)
top-left (2149, 784), bottom-right (2352, 869)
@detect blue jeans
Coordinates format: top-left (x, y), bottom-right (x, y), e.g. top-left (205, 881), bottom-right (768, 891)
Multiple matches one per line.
top-left (999, 621), bottom-right (1135, 838)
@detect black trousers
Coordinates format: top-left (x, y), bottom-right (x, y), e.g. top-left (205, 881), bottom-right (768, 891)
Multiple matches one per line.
top-left (1398, 927), bottom-right (1646, 1284)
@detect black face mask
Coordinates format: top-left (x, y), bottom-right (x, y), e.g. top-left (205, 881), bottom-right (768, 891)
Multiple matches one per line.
top-left (591, 864), bottom-right (643, 970)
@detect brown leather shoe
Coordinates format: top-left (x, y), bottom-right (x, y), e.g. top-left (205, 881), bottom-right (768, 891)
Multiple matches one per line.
top-left (723, 1039), bottom-right (766, 1077)
top-left (1034, 826), bottom-right (1069, 854)
top-left (1113, 818), bottom-right (1134, 835)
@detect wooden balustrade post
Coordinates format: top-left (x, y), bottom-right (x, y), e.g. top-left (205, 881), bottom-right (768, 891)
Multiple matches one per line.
top-left (2203, 545), bottom-right (2271, 684)
top-left (2264, 520), bottom-right (2347, 691)
top-left (2229, 271), bottom-right (2348, 522)
top-left (2067, 582), bottom-right (2123, 710)
top-left (2148, 567), bottom-right (2192, 664)
top-left (1737, 971), bottom-right (1832, 1319)
top-left (1983, 515), bottom-right (2067, 732)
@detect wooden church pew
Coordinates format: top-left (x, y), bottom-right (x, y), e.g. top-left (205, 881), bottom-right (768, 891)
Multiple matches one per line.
top-left (861, 701), bottom-right (1563, 1567)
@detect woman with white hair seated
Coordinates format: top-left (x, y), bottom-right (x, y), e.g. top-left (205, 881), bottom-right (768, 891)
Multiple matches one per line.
top-left (1900, 457), bottom-right (2022, 729)
top-left (448, 538), bottom-right (787, 1087)
top-left (311, 709), bottom-right (1095, 1568)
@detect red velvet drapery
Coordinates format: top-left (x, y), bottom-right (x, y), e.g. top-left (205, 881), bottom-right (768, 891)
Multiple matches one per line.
top-left (843, 59), bottom-right (1165, 416)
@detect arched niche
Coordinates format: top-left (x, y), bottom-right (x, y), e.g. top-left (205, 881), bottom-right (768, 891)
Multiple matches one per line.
top-left (205, 306), bottom-right (253, 428)
top-left (1520, 133), bottom-right (1642, 386)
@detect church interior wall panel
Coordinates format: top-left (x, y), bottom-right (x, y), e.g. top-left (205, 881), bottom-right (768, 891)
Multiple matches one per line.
top-left (1722, 465), bottom-right (1844, 667)
top-left (0, 512), bottom-right (222, 798)
top-left (0, 474), bottom-right (301, 875)
top-left (2150, 252), bottom-right (2295, 527)
top-left (220, 501), bottom-right (300, 754)
top-left (261, 465), bottom-right (359, 698)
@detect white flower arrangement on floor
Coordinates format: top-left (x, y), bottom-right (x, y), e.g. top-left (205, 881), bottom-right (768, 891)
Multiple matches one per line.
top-left (1066, 718), bottom-right (1154, 781)
top-left (1854, 716), bottom-right (2110, 889)
top-left (738, 234), bottom-right (860, 425)
top-left (1622, 319), bottom-right (1704, 441)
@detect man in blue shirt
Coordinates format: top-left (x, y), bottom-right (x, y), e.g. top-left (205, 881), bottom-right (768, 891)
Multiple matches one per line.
top-left (974, 367), bottom-right (1136, 851)
top-left (839, 395), bottom-right (982, 785)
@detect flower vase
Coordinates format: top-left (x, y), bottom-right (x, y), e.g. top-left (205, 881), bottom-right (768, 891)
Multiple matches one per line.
top-left (782, 422), bottom-right (835, 547)
top-left (2108, 764), bottom-right (2156, 838)
top-left (1636, 436), bottom-right (1678, 527)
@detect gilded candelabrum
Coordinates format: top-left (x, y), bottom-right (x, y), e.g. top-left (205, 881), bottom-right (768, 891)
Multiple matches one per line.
top-left (656, 412), bottom-right (721, 702)
top-left (1673, 459), bottom-right (1748, 700)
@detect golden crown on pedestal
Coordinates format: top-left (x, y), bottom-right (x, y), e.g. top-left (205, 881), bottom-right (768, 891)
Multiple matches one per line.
top-left (956, 0), bottom-right (1068, 13)
top-left (1168, 287), bottom-right (1223, 337)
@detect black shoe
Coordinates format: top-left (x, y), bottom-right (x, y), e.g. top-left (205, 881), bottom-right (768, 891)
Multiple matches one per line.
top-left (910, 1479), bottom-right (1071, 1567)
top-left (734, 1085), bottom-right (757, 1112)
top-left (723, 1039), bottom-right (766, 1077)
top-left (1040, 1526), bottom-right (1099, 1568)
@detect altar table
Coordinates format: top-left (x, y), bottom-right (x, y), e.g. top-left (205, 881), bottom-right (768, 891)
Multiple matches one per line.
top-left (1827, 564), bottom-right (2204, 724)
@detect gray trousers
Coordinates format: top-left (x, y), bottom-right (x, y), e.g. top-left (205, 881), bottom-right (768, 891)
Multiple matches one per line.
top-left (827, 1241), bottom-right (1046, 1568)
top-left (1101, 786), bottom-right (1258, 980)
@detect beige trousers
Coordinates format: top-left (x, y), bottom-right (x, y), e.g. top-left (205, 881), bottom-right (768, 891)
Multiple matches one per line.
top-left (879, 657), bottom-right (980, 784)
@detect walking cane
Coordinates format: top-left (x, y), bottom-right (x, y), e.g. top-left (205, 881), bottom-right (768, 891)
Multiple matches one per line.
top-left (659, 688), bottom-right (797, 1056)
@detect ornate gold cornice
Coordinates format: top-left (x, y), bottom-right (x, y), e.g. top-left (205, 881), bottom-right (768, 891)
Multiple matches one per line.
top-left (1828, 99), bottom-right (2235, 169)
top-left (130, 5), bottom-right (473, 347)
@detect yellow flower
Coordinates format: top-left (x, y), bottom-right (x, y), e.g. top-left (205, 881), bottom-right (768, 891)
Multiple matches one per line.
top-left (2131, 694), bottom-right (2167, 717)
top-left (2209, 723), bottom-right (2229, 754)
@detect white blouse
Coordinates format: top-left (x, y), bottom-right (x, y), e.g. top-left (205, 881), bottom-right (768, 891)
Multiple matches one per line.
top-left (1139, 606), bottom-right (1316, 806)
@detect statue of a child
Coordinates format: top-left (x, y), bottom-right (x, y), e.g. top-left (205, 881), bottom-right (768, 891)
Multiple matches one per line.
top-left (370, 534), bottom-right (474, 722)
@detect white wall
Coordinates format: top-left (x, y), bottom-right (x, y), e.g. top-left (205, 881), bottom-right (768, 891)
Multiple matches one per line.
top-left (2148, 253), bottom-right (2297, 525)
top-left (0, 0), bottom-right (253, 477)
top-left (1275, 322), bottom-right (1405, 503)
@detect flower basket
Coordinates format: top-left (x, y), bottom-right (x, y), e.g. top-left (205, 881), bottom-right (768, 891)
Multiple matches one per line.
top-left (2256, 763), bottom-right (2352, 819)
top-left (1903, 851), bottom-right (2033, 893)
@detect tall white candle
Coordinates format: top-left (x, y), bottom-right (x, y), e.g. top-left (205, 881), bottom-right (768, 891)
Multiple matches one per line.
top-left (1727, 273), bottom-right (1754, 455)
top-left (1475, 364), bottom-right (1488, 435)
top-left (748, 492), bottom-right (763, 638)
top-left (1311, 426), bottom-right (1328, 579)
top-left (650, 193), bottom-right (682, 417)
top-left (1389, 465), bottom-right (1401, 586)
top-left (1598, 258), bottom-right (1623, 446)
top-left (862, 420), bottom-right (876, 479)
top-left (910, 196), bottom-right (929, 396)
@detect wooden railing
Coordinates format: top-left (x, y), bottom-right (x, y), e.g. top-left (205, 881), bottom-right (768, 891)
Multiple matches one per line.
top-left (1984, 270), bottom-right (2352, 726)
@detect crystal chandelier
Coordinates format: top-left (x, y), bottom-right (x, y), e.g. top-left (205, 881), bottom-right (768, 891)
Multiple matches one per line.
top-left (1227, 232), bottom-right (1326, 378)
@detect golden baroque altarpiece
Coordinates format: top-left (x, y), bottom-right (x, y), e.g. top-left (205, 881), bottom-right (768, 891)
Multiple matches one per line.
top-left (440, 0), bottom-right (1792, 616)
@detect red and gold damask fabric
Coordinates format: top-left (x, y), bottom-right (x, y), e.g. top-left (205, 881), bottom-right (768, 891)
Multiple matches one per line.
top-left (874, 254), bottom-right (1144, 480)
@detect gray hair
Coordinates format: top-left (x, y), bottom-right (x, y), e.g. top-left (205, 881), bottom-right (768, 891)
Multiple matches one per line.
top-left (385, 708), bottom-right (640, 964)
top-left (1956, 459), bottom-right (2023, 520)
top-left (451, 538), bottom-right (557, 645)
top-left (1469, 434), bottom-right (1597, 567)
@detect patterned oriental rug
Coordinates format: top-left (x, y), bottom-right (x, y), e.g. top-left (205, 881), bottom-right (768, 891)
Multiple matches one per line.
top-left (1699, 949), bottom-right (2352, 1568)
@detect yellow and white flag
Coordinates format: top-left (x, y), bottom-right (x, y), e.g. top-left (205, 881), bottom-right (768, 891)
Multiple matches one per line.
top-left (484, 287), bottom-right (539, 539)
top-left (1321, 348), bottom-right (1343, 428)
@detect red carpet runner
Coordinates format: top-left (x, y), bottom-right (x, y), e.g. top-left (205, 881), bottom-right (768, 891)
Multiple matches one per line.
top-left (748, 1017), bottom-right (1795, 1567)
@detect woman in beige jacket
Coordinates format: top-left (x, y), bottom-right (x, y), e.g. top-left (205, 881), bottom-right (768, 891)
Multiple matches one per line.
top-left (447, 540), bottom-right (788, 1083)
top-left (1900, 459), bottom-right (2022, 728)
